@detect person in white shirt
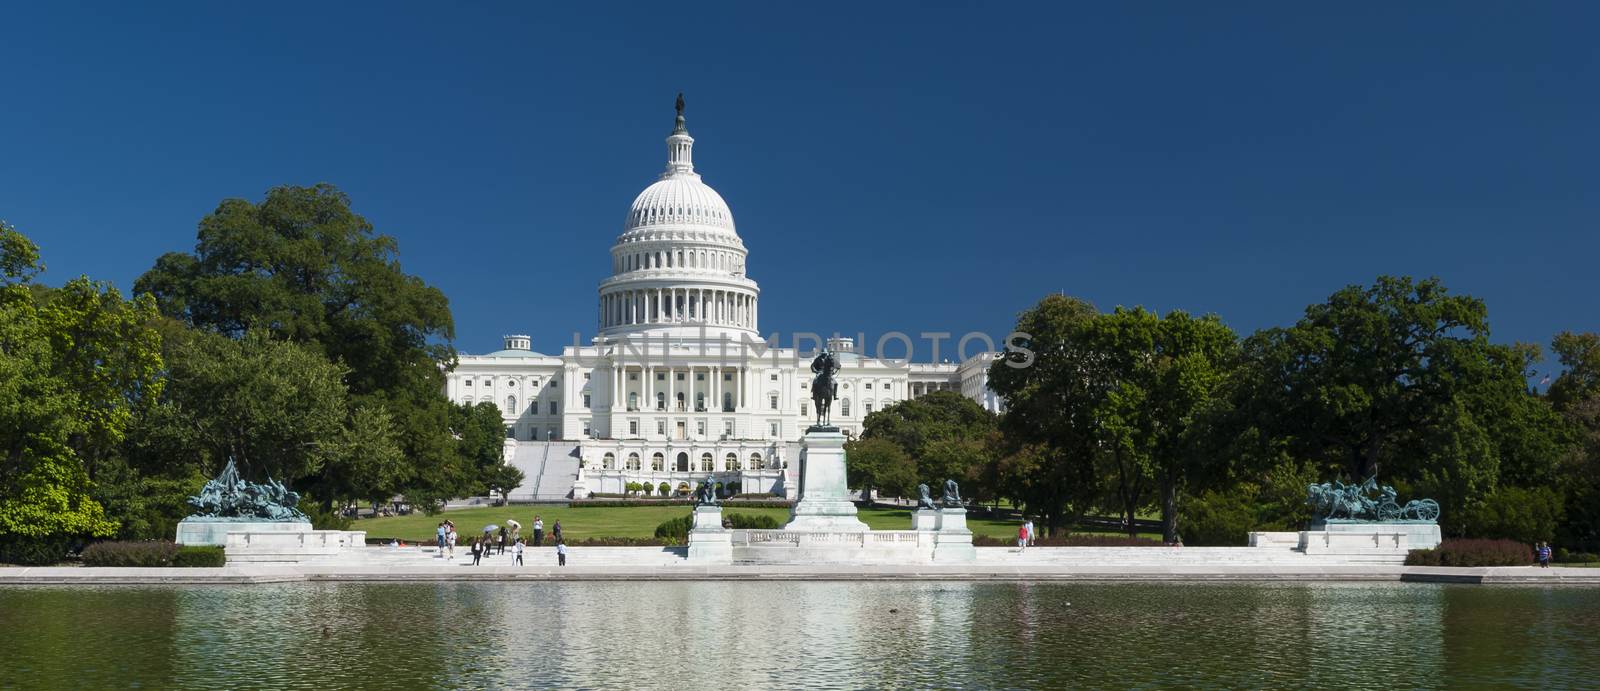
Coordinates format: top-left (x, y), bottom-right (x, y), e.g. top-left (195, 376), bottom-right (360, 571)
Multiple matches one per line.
top-left (556, 540), bottom-right (567, 566)
top-left (1024, 519), bottom-right (1036, 546)
top-left (513, 538), bottom-right (524, 566)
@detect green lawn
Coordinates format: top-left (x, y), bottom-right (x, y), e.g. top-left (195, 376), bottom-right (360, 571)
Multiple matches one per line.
top-left (358, 504), bottom-right (1160, 542)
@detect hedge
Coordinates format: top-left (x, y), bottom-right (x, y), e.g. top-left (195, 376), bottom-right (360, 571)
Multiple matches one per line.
top-left (573, 499), bottom-right (792, 509)
top-left (0, 535), bottom-right (76, 565)
top-left (80, 541), bottom-right (227, 567)
top-left (1404, 538), bottom-right (1533, 567)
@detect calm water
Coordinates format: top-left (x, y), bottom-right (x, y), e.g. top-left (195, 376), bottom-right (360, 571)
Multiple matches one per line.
top-left (1, 581), bottom-right (1596, 689)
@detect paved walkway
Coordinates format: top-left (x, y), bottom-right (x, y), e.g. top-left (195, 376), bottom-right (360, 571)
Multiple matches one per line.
top-left (2, 547), bottom-right (1596, 585)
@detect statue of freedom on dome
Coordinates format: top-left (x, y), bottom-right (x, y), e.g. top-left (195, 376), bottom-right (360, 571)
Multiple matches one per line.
top-left (810, 350), bottom-right (841, 429)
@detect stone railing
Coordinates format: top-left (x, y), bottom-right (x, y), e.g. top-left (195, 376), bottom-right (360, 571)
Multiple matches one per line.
top-left (733, 529), bottom-right (925, 548)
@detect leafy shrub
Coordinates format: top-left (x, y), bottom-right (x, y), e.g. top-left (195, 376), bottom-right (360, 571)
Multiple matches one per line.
top-left (625, 481), bottom-right (641, 495)
top-left (0, 535), bottom-right (76, 565)
top-left (974, 534), bottom-right (1163, 547)
top-left (1180, 489), bottom-right (1257, 546)
top-left (573, 499), bottom-right (793, 509)
top-left (173, 545), bottom-right (226, 567)
top-left (640, 483), bottom-right (653, 497)
top-left (1460, 486), bottom-right (1563, 545)
top-left (81, 541), bottom-right (180, 567)
top-left (1554, 548), bottom-right (1599, 564)
top-left (654, 514), bottom-right (693, 542)
top-left (658, 482), bottom-right (670, 496)
top-left (562, 536), bottom-right (671, 547)
top-left (298, 499), bottom-right (351, 531)
top-left (724, 513), bottom-right (781, 530)
top-left (1404, 538), bottom-right (1533, 567)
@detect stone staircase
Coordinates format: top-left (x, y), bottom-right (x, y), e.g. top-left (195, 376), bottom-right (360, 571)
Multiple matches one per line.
top-left (506, 442), bottom-right (582, 501)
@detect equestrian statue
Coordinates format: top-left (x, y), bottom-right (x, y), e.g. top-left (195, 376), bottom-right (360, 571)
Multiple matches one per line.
top-left (810, 350), bottom-right (841, 428)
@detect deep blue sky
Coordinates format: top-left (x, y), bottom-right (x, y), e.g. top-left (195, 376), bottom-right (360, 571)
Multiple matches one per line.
top-left (4, 3), bottom-right (1596, 368)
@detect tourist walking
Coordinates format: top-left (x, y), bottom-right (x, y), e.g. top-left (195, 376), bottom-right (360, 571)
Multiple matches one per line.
top-left (471, 538), bottom-right (483, 566)
top-left (1538, 542), bottom-right (1552, 568)
top-left (1017, 524), bottom-right (1029, 551)
top-left (1024, 518), bottom-right (1036, 547)
top-left (497, 527), bottom-right (508, 555)
top-left (436, 522), bottom-right (447, 558)
top-left (556, 540), bottom-right (568, 567)
top-left (552, 520), bottom-right (563, 544)
top-left (446, 524), bottom-right (457, 558)
top-left (513, 538), bottom-right (524, 566)
top-left (533, 516), bottom-right (544, 547)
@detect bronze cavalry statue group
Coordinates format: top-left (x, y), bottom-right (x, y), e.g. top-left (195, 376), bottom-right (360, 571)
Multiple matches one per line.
top-left (1306, 476), bottom-right (1439, 523)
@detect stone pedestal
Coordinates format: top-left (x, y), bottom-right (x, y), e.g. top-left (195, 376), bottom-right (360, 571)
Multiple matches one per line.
top-left (176, 519), bottom-right (311, 546)
top-left (911, 509), bottom-right (939, 532)
top-left (784, 429), bottom-right (869, 532)
top-left (932, 507), bottom-right (976, 562)
top-left (1319, 522), bottom-right (1441, 549)
top-left (687, 505), bottom-right (733, 563)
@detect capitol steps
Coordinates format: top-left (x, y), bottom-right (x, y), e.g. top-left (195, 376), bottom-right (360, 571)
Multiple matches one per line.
top-left (506, 442), bottom-right (582, 501)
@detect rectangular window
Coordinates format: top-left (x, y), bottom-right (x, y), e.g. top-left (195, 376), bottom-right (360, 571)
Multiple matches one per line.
top-left (584, 372), bottom-right (591, 380)
top-left (676, 373), bottom-right (685, 381)
top-left (582, 420), bottom-right (592, 436)
top-left (657, 420), bottom-right (666, 435)
top-left (724, 420), bottom-right (734, 437)
top-left (583, 394), bottom-right (591, 409)
top-left (465, 380), bottom-right (473, 386)
top-left (723, 373), bottom-right (733, 381)
top-left (800, 402), bottom-right (808, 416)
top-left (769, 422), bottom-right (779, 437)
top-left (657, 373), bottom-right (666, 381)
top-left (629, 373), bottom-right (638, 380)
top-left (505, 426), bottom-right (515, 439)
top-left (865, 383), bottom-right (872, 389)
top-left (548, 401), bottom-right (558, 415)
top-left (770, 373), bottom-right (778, 381)
top-left (529, 428), bottom-right (538, 441)
top-left (696, 373), bottom-right (705, 381)
top-left (769, 395), bottom-right (778, 410)
top-left (629, 420), bottom-right (639, 435)
top-left (696, 420), bottom-right (706, 436)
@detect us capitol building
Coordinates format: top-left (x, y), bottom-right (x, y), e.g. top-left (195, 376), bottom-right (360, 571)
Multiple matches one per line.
top-left (445, 98), bottom-right (1001, 500)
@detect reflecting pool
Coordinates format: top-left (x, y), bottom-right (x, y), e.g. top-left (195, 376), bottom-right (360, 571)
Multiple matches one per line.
top-left (2, 582), bottom-right (1596, 689)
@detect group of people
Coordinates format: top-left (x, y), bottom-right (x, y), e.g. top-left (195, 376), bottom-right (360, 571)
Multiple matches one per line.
top-left (437, 516), bottom-right (569, 567)
top-left (1017, 518), bottom-right (1036, 550)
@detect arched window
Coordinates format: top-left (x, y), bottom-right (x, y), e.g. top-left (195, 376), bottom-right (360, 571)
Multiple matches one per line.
top-left (695, 392), bottom-right (705, 411)
top-left (463, 396), bottom-right (473, 405)
top-left (675, 452), bottom-right (689, 472)
top-left (722, 392), bottom-right (734, 412)
top-left (603, 452), bottom-right (615, 470)
top-left (676, 392), bottom-right (685, 411)
top-left (651, 452), bottom-right (664, 471)
top-left (656, 391), bottom-right (666, 410)
top-left (697, 452), bottom-right (711, 472)
top-left (727, 453), bottom-right (741, 471)
top-left (840, 399), bottom-right (851, 417)
top-left (627, 452), bottom-right (641, 471)
top-left (628, 392), bottom-right (638, 411)
top-left (750, 452), bottom-right (763, 470)
top-left (505, 396), bottom-right (516, 413)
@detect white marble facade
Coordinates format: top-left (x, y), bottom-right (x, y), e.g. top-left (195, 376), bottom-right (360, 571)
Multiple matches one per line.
top-left (444, 101), bottom-right (1000, 499)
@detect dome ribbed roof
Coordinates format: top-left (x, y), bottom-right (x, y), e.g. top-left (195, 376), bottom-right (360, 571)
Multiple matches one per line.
top-left (625, 176), bottom-right (735, 233)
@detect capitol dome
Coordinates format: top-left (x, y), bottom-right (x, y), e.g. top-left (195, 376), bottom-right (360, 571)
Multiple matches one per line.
top-left (597, 94), bottom-right (760, 341)
top-left (625, 176), bottom-right (736, 234)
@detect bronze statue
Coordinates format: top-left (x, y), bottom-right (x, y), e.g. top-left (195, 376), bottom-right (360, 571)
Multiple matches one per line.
top-left (810, 350), bottom-right (840, 427)
top-left (695, 480), bottom-right (720, 507)
top-left (916, 483), bottom-right (937, 510)
top-left (941, 479), bottom-right (962, 507)
top-left (186, 457), bottom-right (307, 522)
top-left (675, 92), bottom-right (685, 117)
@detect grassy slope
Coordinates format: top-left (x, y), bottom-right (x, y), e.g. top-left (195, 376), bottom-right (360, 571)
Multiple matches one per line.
top-left (358, 504), bottom-right (1158, 542)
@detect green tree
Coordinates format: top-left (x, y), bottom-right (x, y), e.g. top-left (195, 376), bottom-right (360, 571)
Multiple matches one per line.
top-left (134, 184), bottom-right (461, 503)
top-left (1236, 276), bottom-right (1563, 531)
top-left (986, 294), bottom-right (1104, 536)
top-left (487, 464), bottom-right (526, 505)
top-left (448, 401), bottom-right (509, 503)
top-left (844, 437), bottom-right (917, 501)
top-left (1550, 332), bottom-right (1600, 552)
top-left (0, 222), bottom-right (146, 542)
top-left (859, 390), bottom-right (997, 490)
